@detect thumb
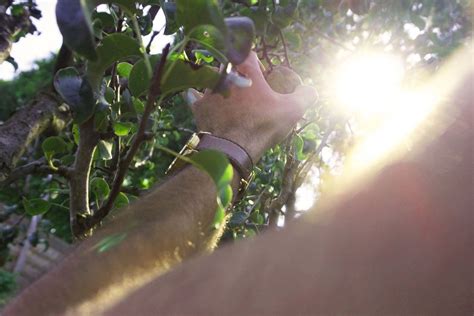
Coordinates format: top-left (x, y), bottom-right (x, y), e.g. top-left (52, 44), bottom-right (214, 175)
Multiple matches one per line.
top-left (183, 88), bottom-right (203, 111)
top-left (286, 85), bottom-right (319, 114)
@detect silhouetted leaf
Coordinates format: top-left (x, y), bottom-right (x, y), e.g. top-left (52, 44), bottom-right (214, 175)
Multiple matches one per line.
top-left (54, 67), bottom-right (96, 124)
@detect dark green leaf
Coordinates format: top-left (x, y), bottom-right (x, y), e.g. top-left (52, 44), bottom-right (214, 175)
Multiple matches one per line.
top-left (132, 97), bottom-right (145, 113)
top-left (42, 136), bottom-right (68, 161)
top-left (54, 67), bottom-right (96, 124)
top-left (249, 211), bottom-right (264, 225)
top-left (128, 55), bottom-right (220, 97)
top-left (92, 11), bottom-right (116, 30)
top-left (22, 198), bottom-right (51, 216)
top-left (87, 34), bottom-right (142, 89)
top-left (113, 192), bottom-right (130, 209)
top-left (160, 1), bottom-right (179, 35)
top-left (91, 177), bottom-right (110, 200)
top-left (176, 0), bottom-right (226, 34)
top-left (230, 211), bottom-right (248, 225)
top-left (225, 17), bottom-right (256, 65)
top-left (56, 0), bottom-right (97, 60)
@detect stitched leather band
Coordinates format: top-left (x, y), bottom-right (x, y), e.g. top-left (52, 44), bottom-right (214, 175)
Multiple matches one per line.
top-left (197, 133), bottom-right (253, 181)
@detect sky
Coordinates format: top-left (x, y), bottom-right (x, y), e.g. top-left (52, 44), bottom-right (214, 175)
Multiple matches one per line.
top-left (0, 2), bottom-right (172, 81)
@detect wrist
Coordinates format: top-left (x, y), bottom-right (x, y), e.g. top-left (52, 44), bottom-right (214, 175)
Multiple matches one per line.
top-left (211, 129), bottom-right (271, 164)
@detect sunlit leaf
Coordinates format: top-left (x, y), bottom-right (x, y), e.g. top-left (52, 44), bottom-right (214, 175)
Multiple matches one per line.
top-left (113, 122), bottom-right (133, 136)
top-left (97, 140), bottom-right (113, 160)
top-left (117, 62), bottom-right (133, 78)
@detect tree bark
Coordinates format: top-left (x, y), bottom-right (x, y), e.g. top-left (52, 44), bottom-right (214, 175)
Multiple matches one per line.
top-left (0, 93), bottom-right (69, 182)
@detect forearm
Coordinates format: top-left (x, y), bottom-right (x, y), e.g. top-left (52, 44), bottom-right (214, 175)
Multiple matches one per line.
top-left (5, 165), bottom-right (234, 315)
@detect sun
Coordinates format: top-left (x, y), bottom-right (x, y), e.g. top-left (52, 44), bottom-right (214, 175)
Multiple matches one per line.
top-left (332, 52), bottom-right (405, 115)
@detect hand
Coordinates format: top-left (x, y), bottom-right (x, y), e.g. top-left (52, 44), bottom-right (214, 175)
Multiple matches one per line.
top-left (187, 52), bottom-right (318, 163)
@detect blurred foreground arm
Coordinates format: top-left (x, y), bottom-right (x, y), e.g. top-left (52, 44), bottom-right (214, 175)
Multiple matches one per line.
top-left (4, 53), bottom-right (317, 315)
top-left (106, 54), bottom-right (473, 314)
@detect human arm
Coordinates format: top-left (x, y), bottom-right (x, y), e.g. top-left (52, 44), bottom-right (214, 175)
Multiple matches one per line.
top-left (105, 53), bottom-right (474, 315)
top-left (4, 52), bottom-right (317, 315)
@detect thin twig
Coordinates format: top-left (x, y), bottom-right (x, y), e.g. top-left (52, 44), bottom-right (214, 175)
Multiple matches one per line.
top-left (294, 126), bottom-right (334, 184)
top-left (146, 30), bottom-right (160, 54)
top-left (313, 28), bottom-right (354, 52)
top-left (279, 30), bottom-right (291, 68)
top-left (83, 44), bottom-right (172, 233)
top-left (260, 37), bottom-right (274, 71)
top-left (1, 158), bottom-right (71, 187)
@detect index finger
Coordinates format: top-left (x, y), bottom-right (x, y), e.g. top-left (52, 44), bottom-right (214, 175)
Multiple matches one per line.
top-left (235, 51), bottom-right (271, 89)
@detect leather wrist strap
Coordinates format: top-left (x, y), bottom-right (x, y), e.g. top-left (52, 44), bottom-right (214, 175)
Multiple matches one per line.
top-left (196, 133), bottom-right (254, 181)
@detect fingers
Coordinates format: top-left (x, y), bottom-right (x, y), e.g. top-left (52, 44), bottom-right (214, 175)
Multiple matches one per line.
top-left (235, 51), bottom-right (269, 88)
top-left (183, 88), bottom-right (203, 111)
top-left (284, 85), bottom-right (319, 116)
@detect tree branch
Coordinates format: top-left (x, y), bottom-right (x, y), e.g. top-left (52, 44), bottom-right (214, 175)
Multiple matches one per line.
top-left (0, 158), bottom-right (71, 187)
top-left (69, 117), bottom-right (100, 238)
top-left (0, 93), bottom-right (69, 182)
top-left (79, 44), bottom-right (172, 234)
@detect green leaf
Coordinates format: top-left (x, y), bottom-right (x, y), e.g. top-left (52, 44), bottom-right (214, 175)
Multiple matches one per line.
top-left (188, 25), bottom-right (227, 63)
top-left (250, 211), bottom-right (264, 225)
top-left (192, 150), bottom-right (233, 190)
top-left (188, 17), bottom-right (256, 65)
top-left (113, 122), bottom-right (133, 136)
top-left (117, 62), bottom-right (133, 78)
top-left (56, 0), bottom-right (97, 60)
top-left (191, 149), bottom-right (233, 227)
top-left (271, 3), bottom-right (298, 29)
top-left (92, 11), bottom-right (116, 30)
top-left (93, 232), bottom-right (128, 253)
top-left (229, 211), bottom-right (248, 225)
top-left (293, 134), bottom-right (306, 161)
top-left (104, 86), bottom-right (115, 104)
top-left (283, 29), bottom-right (302, 50)
top-left (91, 177), bottom-right (110, 200)
top-left (160, 1), bottom-right (179, 35)
top-left (240, 6), bottom-right (268, 36)
top-left (97, 140), bottom-right (113, 160)
top-left (176, 0), bottom-right (226, 35)
top-left (113, 192), bottom-right (130, 209)
top-left (72, 124), bottom-right (80, 145)
top-left (224, 17), bottom-right (256, 65)
top-left (42, 136), bottom-right (68, 161)
top-left (22, 198), bottom-right (51, 216)
top-left (194, 50), bottom-right (214, 63)
top-left (54, 67), bottom-right (96, 124)
top-left (212, 206), bottom-right (226, 229)
top-left (128, 55), bottom-right (220, 97)
top-left (132, 97), bottom-right (145, 113)
top-left (87, 33), bottom-right (142, 89)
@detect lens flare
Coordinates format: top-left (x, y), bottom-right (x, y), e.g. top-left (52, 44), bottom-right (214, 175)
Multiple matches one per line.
top-left (332, 52), bottom-right (405, 114)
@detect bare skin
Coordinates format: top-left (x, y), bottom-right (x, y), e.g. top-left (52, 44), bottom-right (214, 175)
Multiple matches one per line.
top-left (106, 53), bottom-right (473, 315)
top-left (4, 52), bottom-right (317, 315)
top-left (5, 50), bottom-right (472, 315)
